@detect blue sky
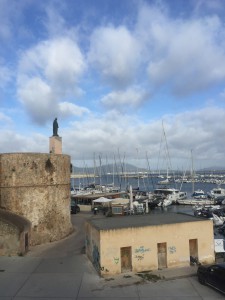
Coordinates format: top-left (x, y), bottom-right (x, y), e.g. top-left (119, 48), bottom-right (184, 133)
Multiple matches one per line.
top-left (1, 0), bottom-right (225, 170)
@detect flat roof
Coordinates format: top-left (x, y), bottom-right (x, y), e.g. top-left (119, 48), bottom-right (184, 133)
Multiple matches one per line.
top-left (87, 212), bottom-right (210, 231)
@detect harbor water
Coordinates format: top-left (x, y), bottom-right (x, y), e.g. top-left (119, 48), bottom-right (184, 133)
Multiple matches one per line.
top-left (71, 173), bottom-right (224, 196)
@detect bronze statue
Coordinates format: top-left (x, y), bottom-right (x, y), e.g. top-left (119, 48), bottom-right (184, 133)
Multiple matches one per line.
top-left (53, 118), bottom-right (59, 136)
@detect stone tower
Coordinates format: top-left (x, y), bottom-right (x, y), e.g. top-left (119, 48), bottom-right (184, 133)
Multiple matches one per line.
top-left (0, 153), bottom-right (73, 246)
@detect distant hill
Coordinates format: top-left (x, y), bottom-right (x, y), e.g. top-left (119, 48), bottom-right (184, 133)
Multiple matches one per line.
top-left (198, 166), bottom-right (225, 172)
top-left (72, 163), bottom-right (148, 174)
top-left (71, 163), bottom-right (225, 175)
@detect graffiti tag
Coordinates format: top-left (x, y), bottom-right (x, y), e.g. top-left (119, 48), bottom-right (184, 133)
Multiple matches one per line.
top-left (168, 246), bottom-right (176, 254)
top-left (113, 257), bottom-right (119, 264)
top-left (135, 246), bottom-right (150, 254)
top-left (135, 254), bottom-right (144, 261)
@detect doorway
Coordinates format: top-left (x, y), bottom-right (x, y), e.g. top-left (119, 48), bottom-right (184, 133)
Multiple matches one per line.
top-left (120, 247), bottom-right (132, 272)
top-left (157, 242), bottom-right (167, 269)
top-left (189, 239), bottom-right (198, 265)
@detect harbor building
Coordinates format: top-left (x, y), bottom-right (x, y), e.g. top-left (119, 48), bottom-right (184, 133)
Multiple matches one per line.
top-left (85, 213), bottom-right (215, 276)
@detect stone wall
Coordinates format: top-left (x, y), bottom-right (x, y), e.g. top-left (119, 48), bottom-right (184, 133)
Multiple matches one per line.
top-left (0, 219), bottom-right (20, 256)
top-left (0, 153), bottom-right (73, 245)
top-left (0, 209), bottom-right (31, 256)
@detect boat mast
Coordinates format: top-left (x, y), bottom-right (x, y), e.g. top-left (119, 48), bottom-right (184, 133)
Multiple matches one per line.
top-left (146, 151), bottom-right (155, 190)
top-left (99, 154), bottom-right (102, 187)
top-left (191, 149), bottom-right (194, 194)
top-left (93, 152), bottom-right (96, 185)
top-left (162, 120), bottom-right (172, 180)
top-left (136, 148), bottom-right (140, 189)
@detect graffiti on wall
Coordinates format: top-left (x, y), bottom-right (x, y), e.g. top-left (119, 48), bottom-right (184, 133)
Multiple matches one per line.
top-left (168, 246), bottom-right (176, 254)
top-left (92, 243), bottom-right (109, 273)
top-left (92, 244), bottom-right (100, 271)
top-left (135, 254), bottom-right (144, 261)
top-left (113, 257), bottom-right (119, 264)
top-left (135, 246), bottom-right (150, 254)
top-left (134, 246), bottom-right (150, 262)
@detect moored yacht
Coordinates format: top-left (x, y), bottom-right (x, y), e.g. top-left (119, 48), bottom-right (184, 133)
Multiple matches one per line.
top-left (153, 187), bottom-right (187, 204)
top-left (177, 197), bottom-right (216, 205)
top-left (192, 189), bottom-right (207, 199)
top-left (208, 187), bottom-right (225, 199)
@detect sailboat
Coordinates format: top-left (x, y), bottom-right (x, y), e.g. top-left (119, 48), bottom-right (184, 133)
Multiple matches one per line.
top-left (153, 121), bottom-right (187, 205)
top-left (177, 150), bottom-right (214, 205)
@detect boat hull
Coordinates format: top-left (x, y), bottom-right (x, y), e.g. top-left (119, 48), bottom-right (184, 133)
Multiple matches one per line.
top-left (177, 198), bottom-right (216, 205)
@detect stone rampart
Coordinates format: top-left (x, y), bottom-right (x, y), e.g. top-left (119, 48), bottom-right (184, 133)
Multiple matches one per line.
top-left (0, 153), bottom-right (73, 245)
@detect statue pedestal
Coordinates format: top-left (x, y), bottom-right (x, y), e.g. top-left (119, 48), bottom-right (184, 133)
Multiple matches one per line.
top-left (49, 136), bottom-right (62, 154)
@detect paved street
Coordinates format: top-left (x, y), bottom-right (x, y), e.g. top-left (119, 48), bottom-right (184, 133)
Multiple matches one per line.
top-left (0, 212), bottom-right (224, 299)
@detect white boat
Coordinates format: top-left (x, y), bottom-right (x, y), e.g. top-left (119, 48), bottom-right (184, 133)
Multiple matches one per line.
top-left (177, 198), bottom-right (216, 205)
top-left (134, 191), bottom-right (149, 201)
top-left (193, 204), bottom-right (221, 211)
top-left (157, 198), bottom-right (173, 207)
top-left (208, 187), bottom-right (225, 199)
top-left (153, 187), bottom-right (187, 204)
top-left (192, 189), bottom-right (207, 199)
top-left (157, 178), bottom-right (170, 185)
top-left (212, 213), bottom-right (224, 226)
top-left (179, 191), bottom-right (188, 200)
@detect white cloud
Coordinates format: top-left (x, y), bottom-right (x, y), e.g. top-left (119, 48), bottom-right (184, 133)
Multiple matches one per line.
top-left (100, 87), bottom-right (149, 109)
top-left (19, 37), bottom-right (86, 94)
top-left (63, 112), bottom-right (141, 160)
top-left (193, 0), bottom-right (225, 15)
top-left (18, 77), bottom-right (56, 124)
top-left (59, 102), bottom-right (90, 117)
top-left (2, 0), bottom-right (225, 171)
top-left (0, 130), bottom-right (48, 153)
top-left (149, 18), bottom-right (225, 95)
top-left (219, 89), bottom-right (225, 99)
top-left (0, 62), bottom-right (12, 88)
top-left (17, 36), bottom-right (87, 124)
top-left (44, 3), bottom-right (67, 37)
top-left (136, 5), bottom-right (225, 97)
top-left (61, 106), bottom-right (225, 169)
top-left (0, 0), bottom-right (35, 41)
top-left (0, 0), bottom-right (14, 40)
top-left (0, 112), bottom-right (12, 125)
top-left (1, 103), bottom-right (225, 169)
top-left (88, 26), bottom-right (141, 89)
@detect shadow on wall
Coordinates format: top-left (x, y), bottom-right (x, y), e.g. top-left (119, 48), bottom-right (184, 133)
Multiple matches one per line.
top-left (0, 209), bottom-right (31, 256)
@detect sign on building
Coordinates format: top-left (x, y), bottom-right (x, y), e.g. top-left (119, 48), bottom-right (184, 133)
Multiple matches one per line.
top-left (214, 239), bottom-right (225, 253)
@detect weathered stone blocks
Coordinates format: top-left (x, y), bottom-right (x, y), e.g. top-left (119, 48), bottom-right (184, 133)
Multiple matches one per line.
top-left (0, 153), bottom-right (73, 246)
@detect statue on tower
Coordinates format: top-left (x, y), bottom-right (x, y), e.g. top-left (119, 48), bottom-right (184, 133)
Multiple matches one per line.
top-left (53, 118), bottom-right (59, 136)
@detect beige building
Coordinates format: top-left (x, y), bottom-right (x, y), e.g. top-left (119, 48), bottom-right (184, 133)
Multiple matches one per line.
top-left (85, 213), bottom-right (215, 276)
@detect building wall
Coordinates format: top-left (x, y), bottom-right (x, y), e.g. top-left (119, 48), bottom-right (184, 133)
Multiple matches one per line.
top-left (0, 217), bottom-right (30, 256)
top-left (0, 219), bottom-right (20, 256)
top-left (85, 222), bottom-right (101, 271)
top-left (0, 153), bottom-right (73, 245)
top-left (86, 219), bottom-right (215, 276)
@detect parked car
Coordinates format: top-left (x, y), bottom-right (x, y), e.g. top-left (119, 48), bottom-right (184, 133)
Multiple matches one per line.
top-left (197, 263), bottom-right (225, 295)
top-left (71, 199), bottom-right (80, 214)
